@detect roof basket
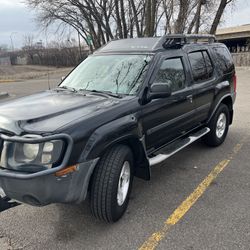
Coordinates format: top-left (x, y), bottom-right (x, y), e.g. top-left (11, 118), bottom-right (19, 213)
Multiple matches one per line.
top-left (162, 34), bottom-right (216, 49)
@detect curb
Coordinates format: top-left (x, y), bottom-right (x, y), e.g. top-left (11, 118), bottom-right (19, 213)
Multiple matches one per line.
top-left (0, 92), bottom-right (9, 99)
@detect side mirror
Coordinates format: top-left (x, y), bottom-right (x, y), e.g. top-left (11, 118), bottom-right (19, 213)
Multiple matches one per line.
top-left (61, 76), bottom-right (65, 82)
top-left (148, 82), bottom-right (172, 100)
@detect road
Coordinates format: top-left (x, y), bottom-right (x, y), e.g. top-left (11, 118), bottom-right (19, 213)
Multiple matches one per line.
top-left (0, 69), bottom-right (71, 99)
top-left (0, 68), bottom-right (249, 250)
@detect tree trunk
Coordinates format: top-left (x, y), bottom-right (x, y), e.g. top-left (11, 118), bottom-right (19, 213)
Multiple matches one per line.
top-left (210, 0), bottom-right (232, 34)
top-left (144, 0), bottom-right (152, 36)
top-left (120, 0), bottom-right (128, 38)
top-left (115, 0), bottom-right (123, 38)
top-left (194, 0), bottom-right (203, 33)
top-left (129, 0), bottom-right (141, 37)
top-left (150, 0), bottom-right (157, 36)
top-left (175, 0), bottom-right (190, 33)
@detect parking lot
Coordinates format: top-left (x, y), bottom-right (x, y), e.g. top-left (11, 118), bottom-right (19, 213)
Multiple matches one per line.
top-left (0, 68), bottom-right (249, 250)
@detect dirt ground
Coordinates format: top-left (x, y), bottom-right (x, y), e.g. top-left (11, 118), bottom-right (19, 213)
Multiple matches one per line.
top-left (0, 65), bottom-right (73, 82)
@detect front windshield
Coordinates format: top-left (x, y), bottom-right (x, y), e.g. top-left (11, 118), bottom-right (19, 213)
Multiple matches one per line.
top-left (60, 54), bottom-right (152, 95)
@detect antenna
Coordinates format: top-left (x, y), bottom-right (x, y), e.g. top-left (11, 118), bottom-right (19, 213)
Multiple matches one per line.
top-left (45, 30), bottom-right (51, 90)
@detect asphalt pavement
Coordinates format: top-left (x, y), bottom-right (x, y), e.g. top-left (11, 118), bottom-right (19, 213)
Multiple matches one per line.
top-left (0, 68), bottom-right (249, 250)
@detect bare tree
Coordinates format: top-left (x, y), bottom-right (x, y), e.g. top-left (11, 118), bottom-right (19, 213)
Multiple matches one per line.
top-left (25, 0), bottom-right (236, 52)
top-left (174, 0), bottom-right (190, 33)
top-left (23, 34), bottom-right (35, 50)
top-left (210, 0), bottom-right (233, 34)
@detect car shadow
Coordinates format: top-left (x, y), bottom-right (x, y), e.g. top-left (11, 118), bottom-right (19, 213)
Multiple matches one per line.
top-left (0, 130), bottom-right (244, 249)
top-left (49, 136), bottom-right (236, 244)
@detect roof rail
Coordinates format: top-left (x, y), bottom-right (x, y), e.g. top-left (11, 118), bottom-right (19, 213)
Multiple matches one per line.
top-left (162, 34), bottom-right (216, 49)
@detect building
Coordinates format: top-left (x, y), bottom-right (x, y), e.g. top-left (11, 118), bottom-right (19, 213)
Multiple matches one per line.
top-left (216, 25), bottom-right (250, 66)
top-left (216, 24), bottom-right (250, 52)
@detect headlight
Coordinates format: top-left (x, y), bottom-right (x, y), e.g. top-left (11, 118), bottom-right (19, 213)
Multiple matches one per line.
top-left (0, 137), bottom-right (64, 172)
top-left (23, 143), bottom-right (40, 160)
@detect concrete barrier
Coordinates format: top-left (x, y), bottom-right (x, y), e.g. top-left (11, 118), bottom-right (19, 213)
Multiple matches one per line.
top-left (232, 52), bottom-right (250, 66)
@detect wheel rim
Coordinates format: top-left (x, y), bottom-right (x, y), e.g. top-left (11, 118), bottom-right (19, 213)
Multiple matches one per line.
top-left (216, 113), bottom-right (227, 139)
top-left (117, 161), bottom-right (130, 206)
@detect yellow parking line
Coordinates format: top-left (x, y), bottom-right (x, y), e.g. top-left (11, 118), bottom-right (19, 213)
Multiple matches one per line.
top-left (139, 141), bottom-right (245, 250)
top-left (0, 80), bottom-right (16, 83)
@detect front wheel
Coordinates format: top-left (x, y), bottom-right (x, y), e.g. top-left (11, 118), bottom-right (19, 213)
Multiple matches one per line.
top-left (90, 145), bottom-right (134, 223)
top-left (203, 104), bottom-right (230, 147)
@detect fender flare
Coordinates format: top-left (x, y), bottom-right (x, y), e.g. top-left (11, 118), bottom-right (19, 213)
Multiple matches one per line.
top-left (80, 114), bottom-right (150, 180)
top-left (207, 94), bottom-right (233, 124)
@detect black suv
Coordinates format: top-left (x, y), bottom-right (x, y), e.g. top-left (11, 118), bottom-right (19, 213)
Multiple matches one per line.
top-left (0, 34), bottom-right (236, 222)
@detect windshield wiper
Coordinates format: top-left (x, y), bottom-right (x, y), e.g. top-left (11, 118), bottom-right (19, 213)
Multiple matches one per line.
top-left (79, 89), bottom-right (122, 98)
top-left (55, 86), bottom-right (77, 92)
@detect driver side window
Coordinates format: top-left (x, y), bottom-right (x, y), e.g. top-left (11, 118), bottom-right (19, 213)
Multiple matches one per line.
top-left (154, 58), bottom-right (186, 92)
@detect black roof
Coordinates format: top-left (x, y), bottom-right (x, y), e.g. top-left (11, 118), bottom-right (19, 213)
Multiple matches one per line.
top-left (96, 34), bottom-right (216, 54)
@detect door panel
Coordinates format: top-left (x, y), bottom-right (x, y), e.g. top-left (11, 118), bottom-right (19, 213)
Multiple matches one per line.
top-left (141, 55), bottom-right (196, 151)
top-left (142, 88), bottom-right (195, 151)
top-left (193, 80), bottom-right (215, 122)
top-left (187, 50), bottom-right (215, 123)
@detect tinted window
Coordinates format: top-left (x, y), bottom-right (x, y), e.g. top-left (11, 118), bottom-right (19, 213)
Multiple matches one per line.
top-left (188, 51), bottom-right (207, 82)
top-left (154, 58), bottom-right (185, 92)
top-left (203, 51), bottom-right (213, 78)
top-left (213, 47), bottom-right (234, 74)
top-left (61, 54), bottom-right (152, 95)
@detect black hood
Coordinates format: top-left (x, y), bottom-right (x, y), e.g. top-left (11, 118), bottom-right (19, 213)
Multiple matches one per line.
top-left (0, 90), bottom-right (122, 135)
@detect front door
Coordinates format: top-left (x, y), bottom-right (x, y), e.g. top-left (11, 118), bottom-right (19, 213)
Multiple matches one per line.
top-left (141, 54), bottom-right (196, 152)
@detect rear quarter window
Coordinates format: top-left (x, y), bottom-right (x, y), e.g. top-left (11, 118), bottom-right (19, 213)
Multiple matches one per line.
top-left (188, 51), bottom-right (214, 82)
top-left (213, 47), bottom-right (234, 74)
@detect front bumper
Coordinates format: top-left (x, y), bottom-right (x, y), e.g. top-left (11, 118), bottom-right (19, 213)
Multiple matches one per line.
top-left (0, 133), bottom-right (99, 205)
top-left (0, 159), bottom-right (99, 206)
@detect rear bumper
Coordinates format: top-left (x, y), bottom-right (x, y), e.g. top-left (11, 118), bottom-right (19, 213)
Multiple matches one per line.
top-left (0, 159), bottom-right (99, 206)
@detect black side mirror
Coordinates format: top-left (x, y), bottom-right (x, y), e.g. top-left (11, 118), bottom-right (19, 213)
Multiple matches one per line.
top-left (148, 81), bottom-right (172, 100)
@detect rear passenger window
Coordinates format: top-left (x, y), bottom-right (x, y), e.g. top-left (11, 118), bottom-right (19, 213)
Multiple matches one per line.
top-left (203, 51), bottom-right (213, 78)
top-left (188, 51), bottom-right (214, 82)
top-left (188, 52), bottom-right (206, 82)
top-left (154, 58), bottom-right (185, 92)
top-left (213, 47), bottom-right (234, 74)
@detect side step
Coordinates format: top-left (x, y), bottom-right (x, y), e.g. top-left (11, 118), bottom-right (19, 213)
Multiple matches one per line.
top-left (149, 127), bottom-right (210, 166)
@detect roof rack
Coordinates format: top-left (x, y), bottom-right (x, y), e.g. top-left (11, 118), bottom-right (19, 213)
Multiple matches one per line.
top-left (162, 34), bottom-right (216, 49)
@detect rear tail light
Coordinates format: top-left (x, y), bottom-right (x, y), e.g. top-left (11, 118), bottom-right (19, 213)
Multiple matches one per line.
top-left (233, 74), bottom-right (237, 93)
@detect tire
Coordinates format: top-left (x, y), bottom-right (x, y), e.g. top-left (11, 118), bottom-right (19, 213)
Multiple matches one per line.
top-left (203, 104), bottom-right (230, 147)
top-left (90, 145), bottom-right (134, 223)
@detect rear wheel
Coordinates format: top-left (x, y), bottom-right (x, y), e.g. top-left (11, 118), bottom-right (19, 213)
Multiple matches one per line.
top-left (204, 104), bottom-right (230, 147)
top-left (90, 145), bottom-right (134, 223)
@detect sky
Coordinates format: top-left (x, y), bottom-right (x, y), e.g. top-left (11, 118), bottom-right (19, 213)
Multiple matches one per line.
top-left (0, 0), bottom-right (250, 50)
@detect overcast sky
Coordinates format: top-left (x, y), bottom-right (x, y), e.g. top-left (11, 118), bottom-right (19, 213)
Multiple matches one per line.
top-left (0, 0), bottom-right (250, 49)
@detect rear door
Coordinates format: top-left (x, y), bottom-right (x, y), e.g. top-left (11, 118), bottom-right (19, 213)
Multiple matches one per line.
top-left (187, 49), bottom-right (215, 123)
top-left (141, 52), bottom-right (196, 151)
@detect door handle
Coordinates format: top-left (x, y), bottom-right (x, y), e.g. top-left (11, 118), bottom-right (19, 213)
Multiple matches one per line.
top-left (186, 95), bottom-right (193, 103)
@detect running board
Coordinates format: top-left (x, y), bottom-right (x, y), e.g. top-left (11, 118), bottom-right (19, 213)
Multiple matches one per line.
top-left (149, 127), bottom-right (210, 166)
